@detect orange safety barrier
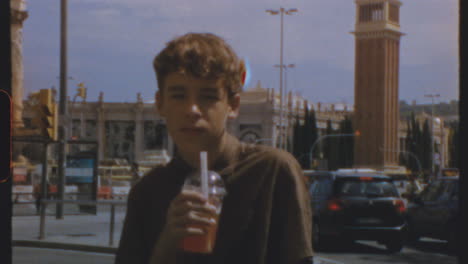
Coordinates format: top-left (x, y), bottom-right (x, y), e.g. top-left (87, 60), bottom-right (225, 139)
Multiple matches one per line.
top-left (48, 185), bottom-right (58, 194)
top-left (98, 186), bottom-right (112, 200)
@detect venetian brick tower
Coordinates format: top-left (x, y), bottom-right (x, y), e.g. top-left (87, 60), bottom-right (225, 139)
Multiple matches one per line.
top-left (352, 0), bottom-right (404, 168)
top-left (11, 0), bottom-right (28, 129)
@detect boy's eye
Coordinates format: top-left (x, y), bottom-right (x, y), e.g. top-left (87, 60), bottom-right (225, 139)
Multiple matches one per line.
top-left (170, 94), bottom-right (185, 99)
top-left (202, 95), bottom-right (219, 100)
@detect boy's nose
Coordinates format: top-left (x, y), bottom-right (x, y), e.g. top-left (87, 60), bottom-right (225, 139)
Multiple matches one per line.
top-left (186, 103), bottom-right (202, 118)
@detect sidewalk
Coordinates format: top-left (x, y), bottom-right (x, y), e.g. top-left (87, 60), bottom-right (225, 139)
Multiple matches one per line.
top-left (12, 203), bottom-right (126, 254)
top-left (12, 204), bottom-right (344, 263)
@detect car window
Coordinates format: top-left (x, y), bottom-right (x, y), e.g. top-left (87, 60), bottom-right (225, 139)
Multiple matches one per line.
top-left (394, 180), bottom-right (405, 189)
top-left (451, 180), bottom-right (459, 200)
top-left (316, 179), bottom-right (332, 196)
top-left (310, 178), bottom-right (331, 196)
top-left (437, 181), bottom-right (453, 201)
top-left (420, 181), bottom-right (443, 201)
top-left (309, 180), bottom-right (318, 196)
top-left (334, 178), bottom-right (399, 197)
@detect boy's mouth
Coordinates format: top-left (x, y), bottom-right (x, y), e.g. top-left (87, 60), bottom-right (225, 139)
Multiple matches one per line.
top-left (180, 127), bottom-right (205, 135)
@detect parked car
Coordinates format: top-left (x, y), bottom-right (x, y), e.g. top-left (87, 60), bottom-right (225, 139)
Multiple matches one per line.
top-left (308, 171), bottom-right (407, 253)
top-left (392, 177), bottom-right (418, 197)
top-left (406, 176), bottom-right (459, 252)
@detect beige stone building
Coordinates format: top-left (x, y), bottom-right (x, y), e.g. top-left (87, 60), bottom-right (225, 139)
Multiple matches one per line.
top-left (21, 82), bottom-right (350, 162)
top-left (20, 81), bottom-right (450, 170)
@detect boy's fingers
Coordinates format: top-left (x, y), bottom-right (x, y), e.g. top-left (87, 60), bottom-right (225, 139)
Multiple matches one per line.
top-left (172, 226), bottom-right (206, 239)
top-left (172, 201), bottom-right (217, 218)
top-left (169, 226), bottom-right (204, 241)
top-left (186, 210), bottom-right (217, 224)
top-left (171, 210), bottom-right (216, 227)
top-left (179, 189), bottom-right (208, 202)
top-left (185, 226), bottom-right (205, 235)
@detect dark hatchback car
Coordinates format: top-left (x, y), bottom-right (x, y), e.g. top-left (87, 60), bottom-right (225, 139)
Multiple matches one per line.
top-left (406, 176), bottom-right (459, 251)
top-left (307, 170), bottom-right (407, 252)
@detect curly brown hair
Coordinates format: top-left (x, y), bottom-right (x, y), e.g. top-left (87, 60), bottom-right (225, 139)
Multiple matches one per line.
top-left (153, 32), bottom-right (245, 98)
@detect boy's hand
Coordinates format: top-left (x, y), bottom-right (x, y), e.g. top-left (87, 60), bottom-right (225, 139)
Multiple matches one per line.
top-left (160, 189), bottom-right (217, 249)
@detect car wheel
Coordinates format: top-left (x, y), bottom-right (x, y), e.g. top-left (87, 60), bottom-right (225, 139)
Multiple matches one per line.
top-left (447, 226), bottom-right (458, 254)
top-left (406, 219), bottom-right (420, 243)
top-left (385, 239), bottom-right (403, 253)
top-left (407, 231), bottom-right (420, 243)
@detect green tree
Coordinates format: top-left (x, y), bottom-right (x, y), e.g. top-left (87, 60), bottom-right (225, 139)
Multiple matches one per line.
top-left (337, 116), bottom-right (354, 168)
top-left (307, 109), bottom-right (318, 169)
top-left (405, 112), bottom-right (422, 174)
top-left (301, 107), bottom-right (311, 168)
top-left (292, 118), bottom-right (302, 161)
top-left (448, 121), bottom-right (459, 168)
top-left (422, 119), bottom-right (432, 171)
top-left (402, 119), bottom-right (412, 169)
top-left (293, 118), bottom-right (304, 166)
top-left (411, 113), bottom-right (422, 173)
top-left (323, 119), bottom-right (340, 170)
top-left (291, 106), bottom-right (318, 169)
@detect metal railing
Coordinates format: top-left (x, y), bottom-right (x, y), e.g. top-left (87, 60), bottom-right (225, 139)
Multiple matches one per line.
top-left (38, 199), bottom-right (126, 246)
top-left (12, 192), bottom-right (128, 202)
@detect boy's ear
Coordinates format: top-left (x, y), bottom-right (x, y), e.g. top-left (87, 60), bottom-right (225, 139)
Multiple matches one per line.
top-left (228, 94), bottom-right (240, 119)
top-left (155, 91), bottom-right (165, 117)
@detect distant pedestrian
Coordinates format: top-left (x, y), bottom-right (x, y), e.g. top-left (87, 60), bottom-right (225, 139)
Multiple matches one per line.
top-left (33, 184), bottom-right (42, 214)
top-left (131, 162), bottom-right (140, 187)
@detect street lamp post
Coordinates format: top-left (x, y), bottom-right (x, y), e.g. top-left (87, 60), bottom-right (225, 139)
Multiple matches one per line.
top-left (274, 63), bottom-right (295, 150)
top-left (424, 93), bottom-right (440, 179)
top-left (309, 132), bottom-right (358, 169)
top-left (57, 0), bottom-right (68, 219)
top-left (284, 64), bottom-right (295, 151)
top-left (266, 7), bottom-right (298, 150)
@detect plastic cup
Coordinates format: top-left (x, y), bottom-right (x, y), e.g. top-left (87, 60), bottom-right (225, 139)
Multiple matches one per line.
top-left (180, 170), bottom-right (226, 254)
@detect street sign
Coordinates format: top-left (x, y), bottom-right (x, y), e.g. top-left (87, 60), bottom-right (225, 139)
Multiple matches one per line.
top-left (13, 166), bottom-right (27, 183)
top-left (65, 152), bottom-right (98, 214)
top-left (65, 156), bottom-right (95, 183)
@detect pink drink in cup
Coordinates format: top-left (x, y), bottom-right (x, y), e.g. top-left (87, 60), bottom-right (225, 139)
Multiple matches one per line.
top-left (180, 169), bottom-right (226, 254)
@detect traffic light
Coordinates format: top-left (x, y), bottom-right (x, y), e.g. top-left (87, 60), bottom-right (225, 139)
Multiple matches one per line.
top-left (31, 89), bottom-right (57, 140)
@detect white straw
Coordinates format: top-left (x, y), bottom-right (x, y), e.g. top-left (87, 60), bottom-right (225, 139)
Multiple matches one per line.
top-left (200, 151), bottom-right (209, 198)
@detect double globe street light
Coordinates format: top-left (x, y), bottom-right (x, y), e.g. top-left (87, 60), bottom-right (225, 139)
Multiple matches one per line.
top-left (424, 93), bottom-right (440, 179)
top-left (266, 7), bottom-right (298, 150)
top-left (274, 63), bottom-right (295, 150)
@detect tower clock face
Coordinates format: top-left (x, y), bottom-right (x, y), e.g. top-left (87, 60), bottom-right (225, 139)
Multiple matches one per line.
top-left (240, 131), bottom-right (260, 143)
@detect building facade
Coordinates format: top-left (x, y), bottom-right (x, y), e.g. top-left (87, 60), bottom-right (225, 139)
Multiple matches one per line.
top-left (20, 82), bottom-right (451, 171)
top-left (22, 82), bottom-right (351, 163)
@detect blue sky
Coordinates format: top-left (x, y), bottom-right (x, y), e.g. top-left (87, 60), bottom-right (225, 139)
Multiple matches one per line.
top-left (22, 0), bottom-right (458, 104)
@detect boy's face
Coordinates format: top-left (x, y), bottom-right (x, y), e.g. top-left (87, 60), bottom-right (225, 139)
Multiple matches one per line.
top-left (156, 72), bottom-right (240, 153)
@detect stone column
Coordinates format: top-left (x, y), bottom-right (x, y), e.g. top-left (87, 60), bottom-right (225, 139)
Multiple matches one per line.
top-left (11, 0), bottom-right (28, 128)
top-left (269, 101), bottom-right (279, 147)
top-left (97, 94), bottom-right (105, 160)
top-left (80, 108), bottom-right (86, 138)
top-left (79, 105), bottom-right (86, 151)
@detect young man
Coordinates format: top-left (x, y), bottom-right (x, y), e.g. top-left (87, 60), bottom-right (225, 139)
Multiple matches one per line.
top-left (115, 32), bottom-right (313, 264)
